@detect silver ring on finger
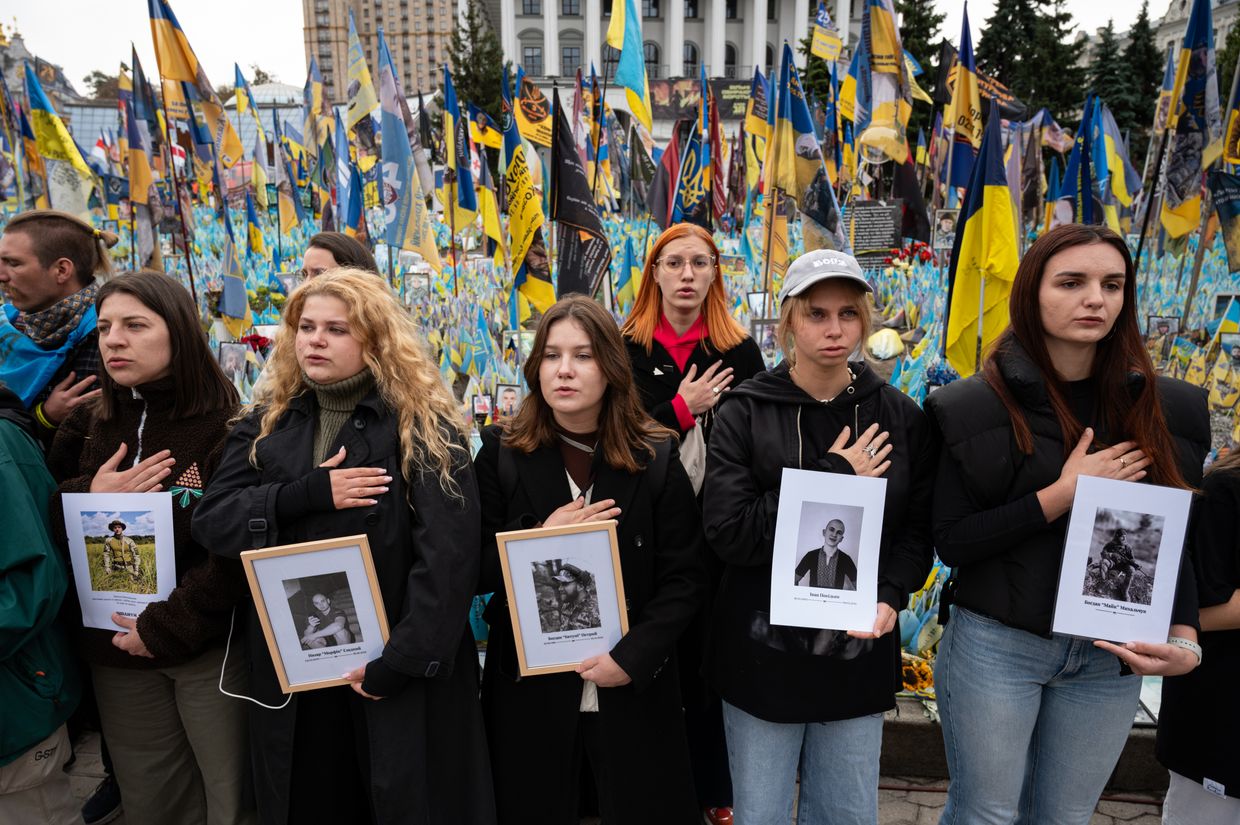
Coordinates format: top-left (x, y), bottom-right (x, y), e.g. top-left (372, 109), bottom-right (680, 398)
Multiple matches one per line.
top-left (864, 446), bottom-right (878, 458)
top-left (712, 386), bottom-right (721, 395)
top-left (1119, 457), bottom-right (1128, 468)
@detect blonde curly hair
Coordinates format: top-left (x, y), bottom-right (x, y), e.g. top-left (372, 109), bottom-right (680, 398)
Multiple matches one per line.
top-left (247, 268), bottom-right (466, 494)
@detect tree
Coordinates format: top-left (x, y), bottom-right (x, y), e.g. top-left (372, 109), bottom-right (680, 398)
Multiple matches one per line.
top-left (1090, 21), bottom-right (1138, 133)
top-left (1028, 0), bottom-right (1086, 123)
top-left (1123, 0), bottom-right (1163, 135)
top-left (975, 0), bottom-right (1043, 96)
top-left (82, 69), bottom-right (119, 100)
top-left (444, 0), bottom-right (506, 124)
top-left (1218, 22), bottom-right (1240, 113)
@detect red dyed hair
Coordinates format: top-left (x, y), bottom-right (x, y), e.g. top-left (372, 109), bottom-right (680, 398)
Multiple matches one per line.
top-left (982, 224), bottom-right (1189, 489)
top-left (619, 222), bottom-right (748, 353)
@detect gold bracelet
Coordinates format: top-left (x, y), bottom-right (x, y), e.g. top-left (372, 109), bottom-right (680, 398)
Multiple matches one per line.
top-left (34, 403), bottom-right (56, 430)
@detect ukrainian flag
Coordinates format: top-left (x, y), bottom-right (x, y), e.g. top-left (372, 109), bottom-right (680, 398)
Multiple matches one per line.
top-left (24, 65), bottom-right (94, 218)
top-left (303, 58), bottom-right (330, 150)
top-left (218, 210), bottom-right (253, 338)
top-left (944, 106), bottom-right (1019, 378)
top-left (1162, 0), bottom-right (1223, 237)
top-left (615, 236), bottom-right (641, 313)
top-left (148, 0), bottom-right (242, 167)
top-left (234, 64), bottom-right (267, 146)
top-left (943, 3), bottom-right (981, 190)
top-left (246, 191), bottom-right (265, 258)
top-left (443, 66), bottom-right (478, 223)
top-left (605, 0), bottom-right (652, 132)
top-left (501, 66), bottom-right (554, 317)
top-left (123, 98), bottom-right (154, 206)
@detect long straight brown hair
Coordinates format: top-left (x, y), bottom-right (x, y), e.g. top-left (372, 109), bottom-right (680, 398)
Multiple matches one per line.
top-left (506, 295), bottom-right (672, 473)
top-left (94, 271), bottom-right (238, 421)
top-left (620, 222), bottom-right (749, 353)
top-left (982, 224), bottom-right (1189, 489)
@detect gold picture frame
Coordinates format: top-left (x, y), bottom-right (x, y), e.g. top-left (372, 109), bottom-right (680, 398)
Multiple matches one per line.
top-left (242, 535), bottom-right (391, 694)
top-left (496, 520), bottom-right (629, 677)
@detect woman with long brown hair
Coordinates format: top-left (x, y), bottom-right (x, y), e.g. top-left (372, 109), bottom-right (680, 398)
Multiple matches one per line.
top-left (193, 270), bottom-right (494, 825)
top-left (475, 295), bottom-right (706, 824)
top-left (925, 224), bottom-right (1208, 823)
top-left (620, 222), bottom-right (765, 823)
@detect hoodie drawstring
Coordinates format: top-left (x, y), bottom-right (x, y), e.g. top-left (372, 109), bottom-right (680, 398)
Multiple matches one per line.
top-left (131, 387), bottom-right (148, 466)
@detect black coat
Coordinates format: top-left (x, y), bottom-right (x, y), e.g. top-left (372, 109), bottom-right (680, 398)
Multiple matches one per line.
top-left (474, 427), bottom-right (707, 825)
top-left (702, 362), bottom-right (937, 723)
top-left (625, 334), bottom-right (766, 439)
top-left (192, 391), bottom-right (495, 825)
top-left (925, 341), bottom-right (1210, 636)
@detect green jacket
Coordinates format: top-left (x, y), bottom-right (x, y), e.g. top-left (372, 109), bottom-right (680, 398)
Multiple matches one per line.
top-left (0, 420), bottom-right (80, 767)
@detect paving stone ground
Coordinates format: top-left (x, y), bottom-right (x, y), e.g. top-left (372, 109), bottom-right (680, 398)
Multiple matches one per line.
top-left (68, 732), bottom-right (1163, 825)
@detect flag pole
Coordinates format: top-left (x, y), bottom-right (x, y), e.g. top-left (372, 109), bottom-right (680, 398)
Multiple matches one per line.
top-left (761, 187), bottom-right (782, 311)
top-left (1181, 184), bottom-right (1215, 323)
top-left (591, 52), bottom-right (614, 205)
top-left (1134, 128), bottom-right (1171, 281)
top-left (157, 117), bottom-right (198, 307)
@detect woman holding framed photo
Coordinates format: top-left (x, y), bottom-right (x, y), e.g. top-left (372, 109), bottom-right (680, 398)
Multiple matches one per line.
top-left (926, 224), bottom-right (1208, 823)
top-left (47, 271), bottom-right (252, 825)
top-left (475, 295), bottom-right (707, 825)
top-left (193, 270), bottom-right (495, 825)
top-left (702, 250), bottom-right (936, 825)
top-left (619, 222), bottom-right (766, 823)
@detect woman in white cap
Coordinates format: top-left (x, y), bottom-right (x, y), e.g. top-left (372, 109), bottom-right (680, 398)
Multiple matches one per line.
top-left (701, 248), bottom-right (937, 824)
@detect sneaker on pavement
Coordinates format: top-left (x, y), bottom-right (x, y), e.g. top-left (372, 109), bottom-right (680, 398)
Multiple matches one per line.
top-left (81, 775), bottom-right (122, 825)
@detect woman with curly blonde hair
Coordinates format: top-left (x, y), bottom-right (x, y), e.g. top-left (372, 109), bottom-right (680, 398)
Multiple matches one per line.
top-left (193, 269), bottom-right (496, 825)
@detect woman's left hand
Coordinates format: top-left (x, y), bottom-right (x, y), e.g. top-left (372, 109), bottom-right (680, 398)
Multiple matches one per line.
top-left (848, 603), bottom-right (898, 639)
top-left (1093, 639), bottom-right (1200, 676)
top-left (576, 653), bottom-right (632, 687)
top-left (342, 665), bottom-right (383, 700)
top-left (110, 613), bottom-right (154, 658)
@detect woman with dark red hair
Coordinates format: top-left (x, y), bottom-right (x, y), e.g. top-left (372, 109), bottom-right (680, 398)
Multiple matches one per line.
top-left (925, 224), bottom-right (1208, 823)
top-left (620, 223), bottom-right (765, 824)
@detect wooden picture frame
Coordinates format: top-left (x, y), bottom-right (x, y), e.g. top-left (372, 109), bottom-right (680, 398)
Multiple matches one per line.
top-left (242, 535), bottom-right (391, 694)
top-left (496, 521), bottom-right (629, 677)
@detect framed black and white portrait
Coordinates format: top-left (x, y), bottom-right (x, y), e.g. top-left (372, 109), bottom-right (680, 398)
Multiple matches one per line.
top-left (770, 468), bottom-right (886, 632)
top-left (1052, 477), bottom-right (1192, 643)
top-left (242, 535), bottom-right (390, 693)
top-left (495, 521), bottom-right (628, 677)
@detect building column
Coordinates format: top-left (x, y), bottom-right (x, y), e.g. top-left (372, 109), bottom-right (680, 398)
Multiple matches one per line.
top-left (792, 0), bottom-right (810, 50)
top-left (750, 0), bottom-right (768, 76)
top-left (665, 2), bottom-right (685, 78)
top-left (544, 0), bottom-right (561, 75)
top-left (501, 0), bottom-right (519, 66)
top-left (709, 0), bottom-right (726, 77)
top-left (835, 0), bottom-right (850, 51)
top-left (585, 0), bottom-right (602, 72)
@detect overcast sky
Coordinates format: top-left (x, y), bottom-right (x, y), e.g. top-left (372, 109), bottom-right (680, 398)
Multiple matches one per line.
top-left (6, 0), bottom-right (1160, 97)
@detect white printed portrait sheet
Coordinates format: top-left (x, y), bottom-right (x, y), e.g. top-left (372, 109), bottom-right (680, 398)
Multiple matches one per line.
top-left (770, 468), bottom-right (886, 632)
top-left (61, 492), bottom-right (177, 631)
top-left (1052, 475), bottom-right (1192, 644)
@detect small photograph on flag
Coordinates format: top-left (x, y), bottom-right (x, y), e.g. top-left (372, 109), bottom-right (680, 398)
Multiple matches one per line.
top-left (1220, 333), bottom-right (1240, 364)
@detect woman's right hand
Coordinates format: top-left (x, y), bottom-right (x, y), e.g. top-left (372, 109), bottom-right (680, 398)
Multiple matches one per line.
top-left (542, 497), bottom-right (622, 528)
top-left (319, 447), bottom-right (391, 509)
top-left (1039, 429), bottom-right (1149, 521)
top-left (90, 444), bottom-right (176, 492)
top-left (828, 424), bottom-right (892, 477)
top-left (677, 361), bottom-right (735, 416)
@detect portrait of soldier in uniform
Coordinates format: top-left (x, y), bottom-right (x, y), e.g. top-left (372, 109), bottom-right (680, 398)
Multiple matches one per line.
top-left (103, 519), bottom-right (141, 581)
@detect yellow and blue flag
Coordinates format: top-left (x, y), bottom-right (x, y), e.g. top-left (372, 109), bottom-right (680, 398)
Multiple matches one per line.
top-left (1155, 47), bottom-right (1177, 134)
top-left (1162, 0), bottom-right (1223, 238)
top-left (1056, 93), bottom-right (1099, 226)
top-left (245, 190), bottom-right (266, 258)
top-left (379, 30), bottom-right (441, 273)
top-left (944, 106), bottom-right (1019, 378)
top-left (443, 66), bottom-right (478, 220)
top-left (942, 2), bottom-right (982, 189)
top-left (234, 64), bottom-right (267, 147)
top-left (218, 210), bottom-right (253, 337)
top-left (616, 236), bottom-right (641, 313)
top-left (605, 0), bottom-right (652, 132)
top-left (468, 103), bottom-right (503, 150)
top-left (501, 66), bottom-right (553, 320)
top-left (23, 64), bottom-right (94, 218)
top-left (303, 57), bottom-right (331, 153)
top-left (854, 0), bottom-right (912, 164)
top-left (346, 10), bottom-right (379, 133)
top-left (148, 0), bottom-right (242, 167)
top-left (272, 111), bottom-right (305, 234)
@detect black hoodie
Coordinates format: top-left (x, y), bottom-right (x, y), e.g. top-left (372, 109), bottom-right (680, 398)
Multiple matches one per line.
top-left (702, 361), bottom-right (937, 723)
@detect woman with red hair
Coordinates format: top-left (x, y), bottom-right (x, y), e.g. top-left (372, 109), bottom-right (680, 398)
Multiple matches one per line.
top-left (621, 222), bottom-right (765, 824)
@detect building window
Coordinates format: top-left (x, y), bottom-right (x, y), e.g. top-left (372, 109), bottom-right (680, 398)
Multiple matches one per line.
top-left (602, 44), bottom-right (620, 80)
top-left (683, 42), bottom-right (698, 77)
top-left (524, 45), bottom-right (544, 76)
top-left (603, 0), bottom-right (612, 12)
top-left (726, 0), bottom-right (737, 18)
top-left (562, 0), bottom-right (580, 13)
top-left (684, 0), bottom-right (697, 17)
top-left (765, 43), bottom-right (774, 77)
top-left (724, 42), bottom-right (737, 78)
top-left (522, 0), bottom-right (540, 13)
top-left (768, 1), bottom-right (775, 20)
top-left (562, 45), bottom-right (582, 75)
top-left (644, 41), bottom-right (661, 78)
top-left (642, 0), bottom-right (658, 17)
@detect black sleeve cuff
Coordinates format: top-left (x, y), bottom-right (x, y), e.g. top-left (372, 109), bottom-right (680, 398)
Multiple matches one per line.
top-left (361, 657), bottom-right (412, 697)
top-left (275, 468), bottom-right (336, 518)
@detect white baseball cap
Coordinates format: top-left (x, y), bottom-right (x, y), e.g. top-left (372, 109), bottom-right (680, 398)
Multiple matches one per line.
top-left (777, 249), bottom-right (873, 305)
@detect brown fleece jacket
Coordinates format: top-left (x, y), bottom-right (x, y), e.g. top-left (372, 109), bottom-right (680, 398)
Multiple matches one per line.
top-left (48, 377), bottom-right (245, 669)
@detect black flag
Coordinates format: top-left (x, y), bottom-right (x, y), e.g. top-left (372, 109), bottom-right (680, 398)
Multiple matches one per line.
top-left (551, 88), bottom-right (611, 298)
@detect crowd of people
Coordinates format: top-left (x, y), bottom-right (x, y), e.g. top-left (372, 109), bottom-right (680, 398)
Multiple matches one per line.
top-left (0, 210), bottom-right (1235, 825)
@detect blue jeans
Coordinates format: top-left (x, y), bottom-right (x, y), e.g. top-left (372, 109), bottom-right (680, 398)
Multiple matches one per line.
top-left (721, 700), bottom-right (883, 825)
top-left (935, 607), bottom-right (1142, 825)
